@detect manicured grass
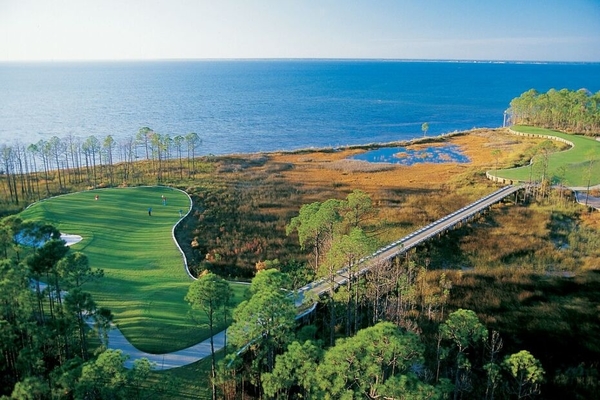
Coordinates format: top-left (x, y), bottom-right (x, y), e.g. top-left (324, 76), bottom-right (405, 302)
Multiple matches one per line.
top-left (490, 126), bottom-right (600, 187)
top-left (20, 186), bottom-right (245, 354)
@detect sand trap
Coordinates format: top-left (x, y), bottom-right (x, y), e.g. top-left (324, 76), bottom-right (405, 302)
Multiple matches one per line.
top-left (61, 233), bottom-right (83, 246)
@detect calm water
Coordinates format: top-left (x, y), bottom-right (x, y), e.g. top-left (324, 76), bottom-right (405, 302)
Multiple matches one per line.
top-left (352, 145), bottom-right (470, 165)
top-left (1, 60), bottom-right (599, 156)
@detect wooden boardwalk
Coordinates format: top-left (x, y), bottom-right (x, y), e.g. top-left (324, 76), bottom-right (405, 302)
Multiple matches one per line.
top-left (296, 185), bottom-right (522, 304)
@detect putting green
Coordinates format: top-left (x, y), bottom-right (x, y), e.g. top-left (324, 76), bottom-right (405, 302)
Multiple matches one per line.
top-left (490, 126), bottom-right (600, 187)
top-left (20, 186), bottom-right (241, 354)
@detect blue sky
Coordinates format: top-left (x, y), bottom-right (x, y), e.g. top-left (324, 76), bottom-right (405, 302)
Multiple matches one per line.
top-left (1, 0), bottom-right (599, 62)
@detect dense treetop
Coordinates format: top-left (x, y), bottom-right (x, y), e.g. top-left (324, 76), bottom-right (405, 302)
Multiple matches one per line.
top-left (508, 88), bottom-right (600, 135)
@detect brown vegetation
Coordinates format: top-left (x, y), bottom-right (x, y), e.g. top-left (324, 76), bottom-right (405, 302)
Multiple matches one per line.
top-left (178, 128), bottom-right (560, 277)
top-left (2, 128), bottom-right (598, 398)
top-left (443, 269), bottom-right (600, 399)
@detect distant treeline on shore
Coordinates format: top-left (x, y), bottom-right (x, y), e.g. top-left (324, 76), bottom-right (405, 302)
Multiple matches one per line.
top-left (508, 88), bottom-right (600, 135)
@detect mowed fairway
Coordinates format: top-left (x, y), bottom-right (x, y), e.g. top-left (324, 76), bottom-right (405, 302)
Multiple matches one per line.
top-left (20, 186), bottom-right (243, 354)
top-left (492, 126), bottom-right (600, 187)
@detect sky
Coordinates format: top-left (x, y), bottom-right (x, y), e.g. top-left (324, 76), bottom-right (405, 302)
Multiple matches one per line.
top-left (1, 0), bottom-right (599, 62)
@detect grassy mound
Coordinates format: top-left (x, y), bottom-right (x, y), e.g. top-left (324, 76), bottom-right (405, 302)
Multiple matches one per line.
top-left (20, 186), bottom-right (244, 354)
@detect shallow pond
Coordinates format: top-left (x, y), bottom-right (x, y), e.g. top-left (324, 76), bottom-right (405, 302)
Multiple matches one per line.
top-left (350, 144), bottom-right (470, 165)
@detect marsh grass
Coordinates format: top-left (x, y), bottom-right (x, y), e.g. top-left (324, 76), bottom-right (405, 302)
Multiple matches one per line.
top-left (445, 270), bottom-right (600, 394)
top-left (178, 129), bottom-right (598, 280)
top-left (325, 159), bottom-right (397, 173)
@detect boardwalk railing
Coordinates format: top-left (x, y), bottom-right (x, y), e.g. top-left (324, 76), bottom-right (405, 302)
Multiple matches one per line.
top-left (296, 185), bottom-right (522, 301)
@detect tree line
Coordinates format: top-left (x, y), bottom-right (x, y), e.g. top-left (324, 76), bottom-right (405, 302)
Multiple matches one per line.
top-left (0, 217), bottom-right (160, 399)
top-left (508, 88), bottom-right (600, 135)
top-left (0, 128), bottom-right (202, 207)
top-left (205, 268), bottom-right (544, 400)
top-left (197, 191), bottom-right (546, 399)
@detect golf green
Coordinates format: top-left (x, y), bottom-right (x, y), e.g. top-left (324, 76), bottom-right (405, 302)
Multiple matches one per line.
top-left (20, 186), bottom-right (237, 354)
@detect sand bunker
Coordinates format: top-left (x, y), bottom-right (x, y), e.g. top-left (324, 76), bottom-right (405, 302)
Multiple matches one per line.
top-left (61, 233), bottom-right (83, 246)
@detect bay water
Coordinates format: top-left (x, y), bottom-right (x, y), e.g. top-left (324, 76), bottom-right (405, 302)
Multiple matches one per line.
top-left (1, 60), bottom-right (598, 156)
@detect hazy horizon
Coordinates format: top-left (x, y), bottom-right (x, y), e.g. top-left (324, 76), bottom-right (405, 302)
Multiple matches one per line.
top-left (2, 0), bottom-right (599, 63)
top-left (1, 58), bottom-right (598, 65)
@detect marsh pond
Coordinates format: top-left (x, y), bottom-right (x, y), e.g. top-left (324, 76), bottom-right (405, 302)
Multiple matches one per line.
top-left (351, 144), bottom-right (470, 165)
